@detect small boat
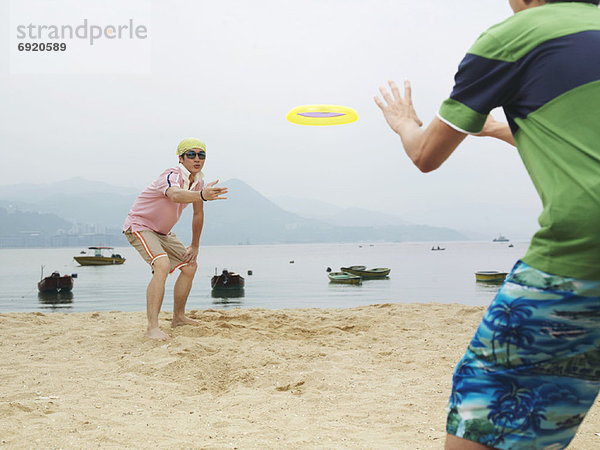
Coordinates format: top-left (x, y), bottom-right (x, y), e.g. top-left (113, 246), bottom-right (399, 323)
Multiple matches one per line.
top-left (493, 234), bottom-right (509, 242)
top-left (74, 247), bottom-right (125, 266)
top-left (431, 245), bottom-right (446, 251)
top-left (38, 290), bottom-right (74, 307)
top-left (212, 269), bottom-right (245, 291)
top-left (211, 290), bottom-right (244, 300)
top-left (475, 271), bottom-right (508, 282)
top-left (38, 267), bottom-right (76, 293)
top-left (340, 265), bottom-right (391, 279)
top-left (328, 272), bottom-right (362, 285)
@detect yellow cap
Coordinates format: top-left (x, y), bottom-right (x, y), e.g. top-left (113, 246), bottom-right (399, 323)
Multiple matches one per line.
top-left (176, 138), bottom-right (206, 156)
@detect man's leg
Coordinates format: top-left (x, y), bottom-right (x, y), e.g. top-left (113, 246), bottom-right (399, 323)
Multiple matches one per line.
top-left (172, 262), bottom-right (200, 327)
top-left (146, 256), bottom-right (171, 340)
top-left (445, 261), bottom-right (600, 449)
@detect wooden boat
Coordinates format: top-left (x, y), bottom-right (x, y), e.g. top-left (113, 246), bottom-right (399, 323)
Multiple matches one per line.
top-left (328, 272), bottom-right (362, 285)
top-left (340, 265), bottom-right (391, 279)
top-left (475, 271), bottom-right (508, 282)
top-left (38, 290), bottom-right (74, 306)
top-left (38, 270), bottom-right (75, 293)
top-left (211, 269), bottom-right (245, 291)
top-left (211, 289), bottom-right (245, 300)
top-left (74, 247), bottom-right (125, 266)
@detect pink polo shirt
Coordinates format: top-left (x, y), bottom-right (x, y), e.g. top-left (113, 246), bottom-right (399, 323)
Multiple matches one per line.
top-left (123, 164), bottom-right (204, 235)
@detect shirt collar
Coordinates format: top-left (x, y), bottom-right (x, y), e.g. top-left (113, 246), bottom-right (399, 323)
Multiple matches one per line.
top-left (177, 163), bottom-right (203, 190)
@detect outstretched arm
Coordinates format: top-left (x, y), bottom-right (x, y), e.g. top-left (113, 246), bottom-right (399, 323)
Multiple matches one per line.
top-left (166, 180), bottom-right (228, 204)
top-left (374, 79), bottom-right (467, 173)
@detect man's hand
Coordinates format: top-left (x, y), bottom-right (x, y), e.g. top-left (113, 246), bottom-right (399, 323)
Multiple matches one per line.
top-left (373, 78), bottom-right (467, 172)
top-left (374, 79), bottom-right (423, 134)
top-left (202, 180), bottom-right (228, 201)
top-left (183, 245), bottom-right (199, 263)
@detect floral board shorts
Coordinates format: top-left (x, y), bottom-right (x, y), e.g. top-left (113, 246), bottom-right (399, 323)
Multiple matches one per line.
top-left (447, 260), bottom-right (600, 449)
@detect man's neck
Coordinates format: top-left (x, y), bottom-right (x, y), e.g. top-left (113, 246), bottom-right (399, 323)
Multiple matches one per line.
top-left (177, 162), bottom-right (201, 190)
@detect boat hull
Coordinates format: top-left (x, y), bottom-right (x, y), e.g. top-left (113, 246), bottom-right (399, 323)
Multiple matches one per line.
top-left (38, 275), bottom-right (74, 293)
top-left (74, 256), bottom-right (125, 266)
top-left (475, 271), bottom-right (507, 282)
top-left (211, 272), bottom-right (245, 290)
top-left (328, 272), bottom-right (362, 285)
top-left (340, 266), bottom-right (391, 279)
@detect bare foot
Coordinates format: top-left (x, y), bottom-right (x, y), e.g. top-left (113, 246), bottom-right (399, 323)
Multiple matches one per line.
top-left (146, 327), bottom-right (171, 340)
top-left (171, 315), bottom-right (200, 328)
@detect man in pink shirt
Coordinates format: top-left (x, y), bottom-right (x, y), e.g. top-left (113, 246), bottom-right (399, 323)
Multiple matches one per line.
top-left (124, 137), bottom-right (228, 340)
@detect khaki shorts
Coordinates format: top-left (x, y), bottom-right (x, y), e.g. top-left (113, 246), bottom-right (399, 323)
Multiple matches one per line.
top-left (125, 229), bottom-right (188, 273)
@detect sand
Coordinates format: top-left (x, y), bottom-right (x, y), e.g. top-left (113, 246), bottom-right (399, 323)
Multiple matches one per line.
top-left (1, 303), bottom-right (599, 449)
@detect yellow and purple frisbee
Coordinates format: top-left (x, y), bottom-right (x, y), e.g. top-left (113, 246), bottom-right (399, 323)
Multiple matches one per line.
top-left (286, 104), bottom-right (358, 126)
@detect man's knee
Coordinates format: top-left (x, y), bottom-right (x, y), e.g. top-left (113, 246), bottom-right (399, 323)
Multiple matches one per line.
top-left (181, 262), bottom-right (197, 276)
top-left (152, 256), bottom-right (170, 276)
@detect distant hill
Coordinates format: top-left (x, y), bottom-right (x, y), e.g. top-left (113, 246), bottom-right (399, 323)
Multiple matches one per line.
top-left (271, 196), bottom-right (344, 216)
top-left (0, 177), bottom-right (468, 247)
top-left (404, 202), bottom-right (541, 241)
top-left (0, 207), bottom-right (71, 235)
top-left (174, 179), bottom-right (337, 244)
top-left (0, 177), bottom-right (140, 198)
top-left (273, 194), bottom-right (540, 241)
top-left (173, 179), bottom-right (466, 244)
top-left (0, 207), bottom-right (125, 248)
top-left (0, 177), bottom-right (138, 227)
top-left (0, 193), bottom-right (135, 229)
top-left (321, 207), bottom-right (410, 227)
top-left (271, 196), bottom-right (411, 227)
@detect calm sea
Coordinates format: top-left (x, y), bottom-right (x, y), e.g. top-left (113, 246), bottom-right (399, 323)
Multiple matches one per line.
top-left (0, 241), bottom-right (526, 313)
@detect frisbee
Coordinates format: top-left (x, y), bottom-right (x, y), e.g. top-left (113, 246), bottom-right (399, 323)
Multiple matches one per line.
top-left (286, 104), bottom-right (358, 126)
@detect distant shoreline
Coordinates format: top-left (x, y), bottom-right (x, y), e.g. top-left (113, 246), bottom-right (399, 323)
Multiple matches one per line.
top-left (0, 239), bottom-right (527, 250)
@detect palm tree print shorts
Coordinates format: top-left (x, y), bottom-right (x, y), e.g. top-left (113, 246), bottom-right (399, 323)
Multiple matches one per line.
top-left (447, 260), bottom-right (600, 449)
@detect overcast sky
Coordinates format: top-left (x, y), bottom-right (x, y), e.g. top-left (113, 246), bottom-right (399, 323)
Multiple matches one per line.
top-left (0, 0), bottom-right (542, 234)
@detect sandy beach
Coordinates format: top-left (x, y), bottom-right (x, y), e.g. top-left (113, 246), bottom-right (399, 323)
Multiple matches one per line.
top-left (1, 303), bottom-right (599, 449)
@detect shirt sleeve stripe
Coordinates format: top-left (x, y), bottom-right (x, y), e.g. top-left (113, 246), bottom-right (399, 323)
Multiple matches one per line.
top-left (438, 98), bottom-right (487, 134)
top-left (436, 113), bottom-right (472, 135)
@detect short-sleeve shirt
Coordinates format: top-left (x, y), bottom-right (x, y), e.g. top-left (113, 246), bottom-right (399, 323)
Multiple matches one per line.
top-left (438, 3), bottom-right (600, 280)
top-left (123, 164), bottom-right (204, 235)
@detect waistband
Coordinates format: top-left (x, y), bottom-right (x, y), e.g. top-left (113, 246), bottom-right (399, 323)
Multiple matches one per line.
top-left (507, 260), bottom-right (600, 297)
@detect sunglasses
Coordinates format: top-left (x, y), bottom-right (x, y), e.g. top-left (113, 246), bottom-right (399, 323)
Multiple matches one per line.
top-left (183, 150), bottom-right (206, 160)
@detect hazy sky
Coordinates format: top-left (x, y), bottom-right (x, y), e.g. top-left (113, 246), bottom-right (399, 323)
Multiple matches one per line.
top-left (0, 0), bottom-right (542, 231)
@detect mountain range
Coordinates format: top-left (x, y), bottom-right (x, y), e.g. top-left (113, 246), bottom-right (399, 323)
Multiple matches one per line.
top-left (0, 177), bottom-right (468, 247)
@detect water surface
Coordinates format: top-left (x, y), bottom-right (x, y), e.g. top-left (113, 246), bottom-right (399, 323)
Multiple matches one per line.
top-left (0, 241), bottom-right (524, 313)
